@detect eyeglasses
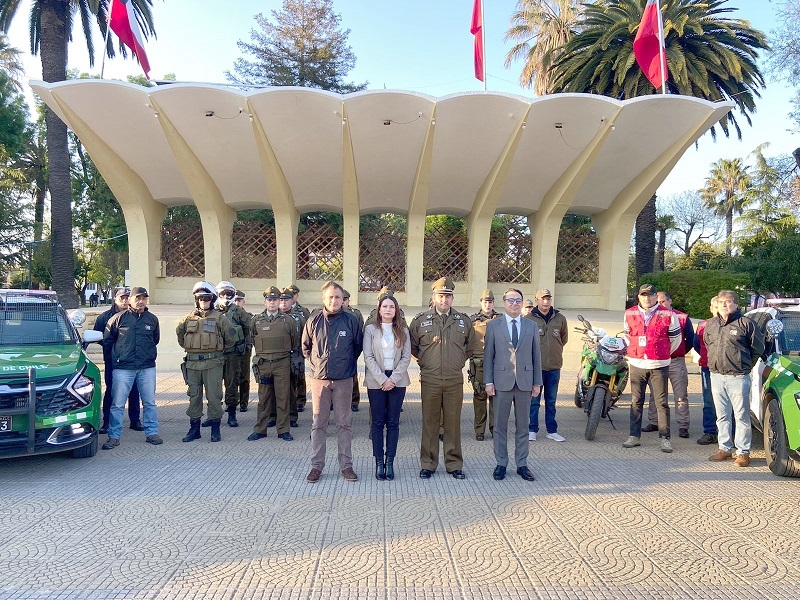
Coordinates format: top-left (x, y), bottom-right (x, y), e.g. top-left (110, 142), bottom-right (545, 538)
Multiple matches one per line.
top-left (504, 298), bottom-right (523, 304)
top-left (196, 294), bottom-right (214, 302)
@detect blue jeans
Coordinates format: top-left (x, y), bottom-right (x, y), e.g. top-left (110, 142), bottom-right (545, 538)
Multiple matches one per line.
top-left (368, 373), bottom-right (406, 458)
top-left (700, 367), bottom-right (718, 434)
top-left (529, 369), bottom-right (560, 433)
top-left (109, 368), bottom-right (158, 440)
top-left (710, 372), bottom-right (751, 454)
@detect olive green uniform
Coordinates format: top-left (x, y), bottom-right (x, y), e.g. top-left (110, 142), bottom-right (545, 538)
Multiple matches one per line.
top-left (291, 304), bottom-right (310, 412)
top-left (469, 309), bottom-right (503, 437)
top-left (410, 309), bottom-right (474, 472)
top-left (218, 303), bottom-right (254, 412)
top-left (176, 308), bottom-right (237, 420)
top-left (251, 310), bottom-right (299, 435)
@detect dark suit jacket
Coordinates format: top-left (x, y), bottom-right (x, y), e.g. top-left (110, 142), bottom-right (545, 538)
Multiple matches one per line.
top-left (483, 315), bottom-right (542, 392)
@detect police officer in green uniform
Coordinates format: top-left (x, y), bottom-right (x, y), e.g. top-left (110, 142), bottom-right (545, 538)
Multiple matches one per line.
top-left (214, 280), bottom-right (254, 428)
top-left (177, 281), bottom-right (238, 443)
top-left (368, 286), bottom-right (404, 322)
top-left (288, 284), bottom-right (309, 413)
top-left (469, 289), bottom-right (503, 441)
top-left (342, 289), bottom-right (365, 412)
top-left (410, 277), bottom-right (475, 480)
top-left (233, 290), bottom-right (253, 411)
top-left (248, 286), bottom-right (299, 441)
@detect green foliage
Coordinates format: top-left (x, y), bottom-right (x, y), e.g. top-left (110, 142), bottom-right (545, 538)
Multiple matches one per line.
top-left (0, 71), bottom-right (28, 158)
top-left (671, 241), bottom-right (728, 270)
top-left (236, 209), bottom-right (275, 225)
top-left (299, 211), bottom-right (343, 235)
top-left (164, 206), bottom-right (201, 224)
top-left (733, 231), bottom-right (800, 297)
top-left (227, 0), bottom-right (367, 93)
top-left (640, 270), bottom-right (750, 318)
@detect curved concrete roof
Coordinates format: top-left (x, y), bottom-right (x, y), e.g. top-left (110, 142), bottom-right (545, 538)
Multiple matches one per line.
top-left (31, 80), bottom-right (732, 218)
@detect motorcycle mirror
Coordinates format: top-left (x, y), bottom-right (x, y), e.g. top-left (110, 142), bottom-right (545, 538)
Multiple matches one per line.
top-left (577, 315), bottom-right (586, 323)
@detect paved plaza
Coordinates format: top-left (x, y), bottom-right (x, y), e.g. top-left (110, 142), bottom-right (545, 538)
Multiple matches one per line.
top-left (1, 306), bottom-right (799, 599)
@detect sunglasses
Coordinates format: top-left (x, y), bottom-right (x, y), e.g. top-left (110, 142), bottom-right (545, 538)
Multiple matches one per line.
top-left (219, 290), bottom-right (235, 298)
top-left (197, 294), bottom-right (214, 302)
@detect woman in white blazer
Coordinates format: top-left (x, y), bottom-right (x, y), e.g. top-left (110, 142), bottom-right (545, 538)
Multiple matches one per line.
top-left (363, 295), bottom-right (412, 480)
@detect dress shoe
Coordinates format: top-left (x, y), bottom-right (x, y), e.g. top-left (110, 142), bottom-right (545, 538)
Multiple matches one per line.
top-left (99, 423), bottom-right (108, 435)
top-left (351, 405), bottom-right (359, 412)
top-left (290, 420), bottom-right (298, 428)
top-left (734, 453), bottom-right (750, 467)
top-left (641, 423), bottom-right (659, 433)
top-left (247, 432), bottom-right (267, 441)
top-left (239, 405), bottom-right (248, 412)
top-left (448, 469), bottom-right (466, 480)
top-left (438, 433), bottom-right (444, 442)
top-left (341, 467), bottom-right (358, 482)
top-left (266, 419), bottom-right (276, 428)
top-left (375, 457), bottom-right (386, 480)
top-left (697, 433), bottom-right (718, 445)
top-left (516, 466), bottom-right (535, 481)
top-left (476, 433), bottom-right (485, 441)
top-left (146, 435), bottom-right (163, 445)
top-left (278, 432), bottom-right (294, 441)
top-left (419, 469), bottom-right (433, 479)
top-left (129, 421), bottom-right (145, 431)
top-left (101, 438), bottom-right (120, 450)
top-left (622, 436), bottom-right (641, 448)
top-left (297, 404), bottom-right (305, 412)
top-left (678, 428), bottom-right (689, 438)
top-left (709, 449), bottom-right (733, 462)
top-left (493, 466), bottom-right (506, 480)
top-left (306, 468), bottom-right (322, 483)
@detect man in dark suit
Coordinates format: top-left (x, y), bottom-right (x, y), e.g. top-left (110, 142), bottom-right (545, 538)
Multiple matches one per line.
top-left (483, 288), bottom-right (542, 482)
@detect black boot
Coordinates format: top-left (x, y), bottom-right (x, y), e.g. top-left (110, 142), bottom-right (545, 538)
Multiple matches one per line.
top-left (227, 407), bottom-right (239, 427)
top-left (375, 456), bottom-right (386, 480)
top-left (385, 456), bottom-right (395, 480)
top-left (201, 418), bottom-right (212, 427)
top-left (182, 418), bottom-right (201, 442)
top-left (210, 419), bottom-right (222, 442)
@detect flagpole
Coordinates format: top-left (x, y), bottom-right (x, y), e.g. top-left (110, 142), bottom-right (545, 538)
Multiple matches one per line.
top-left (656, 0), bottom-right (666, 94)
top-left (481, 0), bottom-right (486, 91)
top-left (100, 7), bottom-right (112, 79)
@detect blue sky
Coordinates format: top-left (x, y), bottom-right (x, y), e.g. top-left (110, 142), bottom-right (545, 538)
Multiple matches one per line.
top-left (6, 0), bottom-right (796, 199)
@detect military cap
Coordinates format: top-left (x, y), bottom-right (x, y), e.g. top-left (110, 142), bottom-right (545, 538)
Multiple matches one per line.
top-left (287, 284), bottom-right (300, 294)
top-left (342, 289), bottom-right (351, 299)
top-left (279, 287), bottom-right (294, 299)
top-left (535, 288), bottom-right (552, 299)
top-left (263, 286), bottom-right (281, 299)
top-left (377, 286), bottom-right (393, 298)
top-left (431, 277), bottom-right (455, 294)
top-left (480, 289), bottom-right (494, 301)
top-left (234, 290), bottom-right (245, 299)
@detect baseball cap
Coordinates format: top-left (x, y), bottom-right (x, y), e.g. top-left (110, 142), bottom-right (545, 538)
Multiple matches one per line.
top-left (535, 288), bottom-right (552, 298)
top-left (130, 286), bottom-right (148, 297)
top-left (638, 284), bottom-right (657, 296)
top-left (114, 287), bottom-right (130, 298)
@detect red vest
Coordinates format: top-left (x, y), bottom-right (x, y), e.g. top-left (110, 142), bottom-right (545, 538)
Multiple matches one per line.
top-left (625, 305), bottom-right (672, 360)
top-left (671, 310), bottom-right (689, 358)
top-left (696, 319), bottom-right (708, 367)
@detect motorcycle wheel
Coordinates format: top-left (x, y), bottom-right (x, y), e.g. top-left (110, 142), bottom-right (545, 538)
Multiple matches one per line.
top-left (585, 386), bottom-right (608, 441)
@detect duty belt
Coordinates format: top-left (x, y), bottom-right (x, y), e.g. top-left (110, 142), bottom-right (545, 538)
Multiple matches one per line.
top-left (186, 352), bottom-right (224, 361)
top-left (258, 355), bottom-right (290, 363)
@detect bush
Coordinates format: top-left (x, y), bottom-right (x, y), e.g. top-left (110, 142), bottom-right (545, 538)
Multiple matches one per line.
top-left (639, 270), bottom-right (751, 319)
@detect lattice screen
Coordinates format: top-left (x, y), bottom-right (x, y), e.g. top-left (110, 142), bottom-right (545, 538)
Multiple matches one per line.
top-left (422, 217), bottom-right (468, 281)
top-left (556, 224), bottom-right (599, 283)
top-left (488, 216), bottom-right (532, 283)
top-left (161, 221), bottom-right (204, 277)
top-left (232, 221), bottom-right (277, 278)
top-left (359, 220), bottom-right (407, 292)
top-left (297, 222), bottom-right (343, 281)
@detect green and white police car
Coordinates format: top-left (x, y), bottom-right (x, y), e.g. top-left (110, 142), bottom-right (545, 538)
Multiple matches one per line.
top-left (0, 290), bottom-right (103, 459)
top-left (747, 298), bottom-right (800, 477)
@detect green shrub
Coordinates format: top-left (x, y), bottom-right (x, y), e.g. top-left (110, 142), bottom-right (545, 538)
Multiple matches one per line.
top-left (639, 270), bottom-right (751, 319)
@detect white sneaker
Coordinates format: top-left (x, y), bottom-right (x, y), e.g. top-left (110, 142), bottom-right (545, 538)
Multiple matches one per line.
top-left (661, 438), bottom-right (673, 453)
top-left (622, 436), bottom-right (641, 448)
top-left (528, 431), bottom-right (537, 441)
top-left (546, 432), bottom-right (566, 442)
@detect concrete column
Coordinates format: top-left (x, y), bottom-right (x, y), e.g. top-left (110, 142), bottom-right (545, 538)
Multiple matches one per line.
top-left (341, 105), bottom-right (360, 304)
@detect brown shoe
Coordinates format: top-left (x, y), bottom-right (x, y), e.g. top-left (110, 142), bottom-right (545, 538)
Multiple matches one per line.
top-left (709, 449), bottom-right (733, 462)
top-left (734, 453), bottom-right (750, 467)
top-left (341, 467), bottom-right (358, 482)
top-left (306, 468), bottom-right (322, 483)
top-left (476, 433), bottom-right (485, 441)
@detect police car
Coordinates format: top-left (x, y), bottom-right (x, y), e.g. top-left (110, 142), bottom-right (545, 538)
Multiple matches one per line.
top-left (0, 290), bottom-right (103, 459)
top-left (746, 298), bottom-right (800, 477)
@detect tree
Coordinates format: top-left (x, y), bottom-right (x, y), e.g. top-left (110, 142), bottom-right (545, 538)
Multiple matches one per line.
top-left (0, 32), bottom-right (22, 89)
top-left (654, 213), bottom-right (674, 271)
top-left (504, 0), bottom-right (583, 95)
top-left (700, 158), bottom-right (754, 256)
top-left (659, 191), bottom-right (719, 257)
top-left (767, 0), bottom-right (800, 130)
top-left (0, 0), bottom-right (156, 307)
top-left (550, 0), bottom-right (769, 139)
top-left (227, 0), bottom-right (367, 92)
top-left (634, 194), bottom-right (656, 281)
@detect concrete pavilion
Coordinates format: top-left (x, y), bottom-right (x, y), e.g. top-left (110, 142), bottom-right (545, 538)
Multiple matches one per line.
top-left (31, 80), bottom-right (732, 310)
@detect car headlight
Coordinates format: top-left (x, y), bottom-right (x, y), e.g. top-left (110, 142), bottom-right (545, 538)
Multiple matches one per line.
top-left (67, 372), bottom-right (95, 406)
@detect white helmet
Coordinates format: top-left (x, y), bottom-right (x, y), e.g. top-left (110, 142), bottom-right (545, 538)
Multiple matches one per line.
top-left (192, 281), bottom-right (217, 307)
top-left (216, 280), bottom-right (236, 308)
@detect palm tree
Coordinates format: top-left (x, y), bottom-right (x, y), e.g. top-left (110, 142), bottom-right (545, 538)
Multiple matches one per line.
top-left (549, 0), bottom-right (769, 139)
top-left (0, 0), bottom-right (155, 306)
top-left (504, 0), bottom-right (583, 96)
top-left (0, 33), bottom-right (23, 89)
top-left (700, 158), bottom-right (753, 256)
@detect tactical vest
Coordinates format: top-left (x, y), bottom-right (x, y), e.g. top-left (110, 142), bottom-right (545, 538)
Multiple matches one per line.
top-left (253, 313), bottom-right (292, 355)
top-left (220, 305), bottom-right (245, 344)
top-left (182, 312), bottom-right (225, 352)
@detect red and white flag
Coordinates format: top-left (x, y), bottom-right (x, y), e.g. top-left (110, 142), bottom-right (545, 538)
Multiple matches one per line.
top-left (633, 0), bottom-right (668, 89)
top-left (470, 0), bottom-right (484, 82)
top-left (109, 0), bottom-right (151, 78)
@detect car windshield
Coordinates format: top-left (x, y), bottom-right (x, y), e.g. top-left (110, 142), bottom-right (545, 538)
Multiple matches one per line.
top-left (0, 301), bottom-right (77, 346)
top-left (779, 314), bottom-right (800, 354)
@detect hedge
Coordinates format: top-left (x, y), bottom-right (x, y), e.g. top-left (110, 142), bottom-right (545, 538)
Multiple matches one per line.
top-left (638, 270), bottom-right (752, 320)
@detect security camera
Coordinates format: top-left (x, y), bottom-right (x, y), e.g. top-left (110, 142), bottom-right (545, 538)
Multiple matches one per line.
top-left (383, 120), bottom-right (392, 126)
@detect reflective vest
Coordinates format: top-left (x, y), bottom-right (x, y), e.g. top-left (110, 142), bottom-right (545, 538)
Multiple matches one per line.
top-left (182, 311), bottom-right (225, 352)
top-left (252, 313), bottom-right (292, 356)
top-left (625, 305), bottom-right (672, 360)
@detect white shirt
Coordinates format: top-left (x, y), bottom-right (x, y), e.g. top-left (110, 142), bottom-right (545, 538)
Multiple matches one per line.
top-left (381, 323), bottom-right (395, 370)
top-left (505, 314), bottom-right (520, 342)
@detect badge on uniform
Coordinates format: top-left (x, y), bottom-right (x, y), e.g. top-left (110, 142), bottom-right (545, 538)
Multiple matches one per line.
top-left (730, 329), bottom-right (739, 335)
top-left (145, 325), bottom-right (152, 330)
top-left (458, 319), bottom-right (464, 326)
top-left (639, 336), bottom-right (647, 347)
top-left (339, 331), bottom-right (347, 337)
top-left (264, 326), bottom-right (271, 331)
top-left (421, 320), bottom-right (432, 327)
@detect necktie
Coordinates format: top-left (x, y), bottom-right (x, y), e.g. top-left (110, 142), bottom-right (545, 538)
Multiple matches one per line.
top-left (511, 319), bottom-right (518, 347)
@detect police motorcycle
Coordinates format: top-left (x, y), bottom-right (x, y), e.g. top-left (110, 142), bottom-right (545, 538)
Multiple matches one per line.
top-left (574, 315), bottom-right (629, 440)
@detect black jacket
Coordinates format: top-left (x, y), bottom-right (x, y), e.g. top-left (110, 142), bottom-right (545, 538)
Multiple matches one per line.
top-left (103, 308), bottom-right (160, 370)
top-left (704, 310), bottom-right (764, 375)
top-left (94, 304), bottom-right (123, 363)
top-left (302, 308), bottom-right (363, 380)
